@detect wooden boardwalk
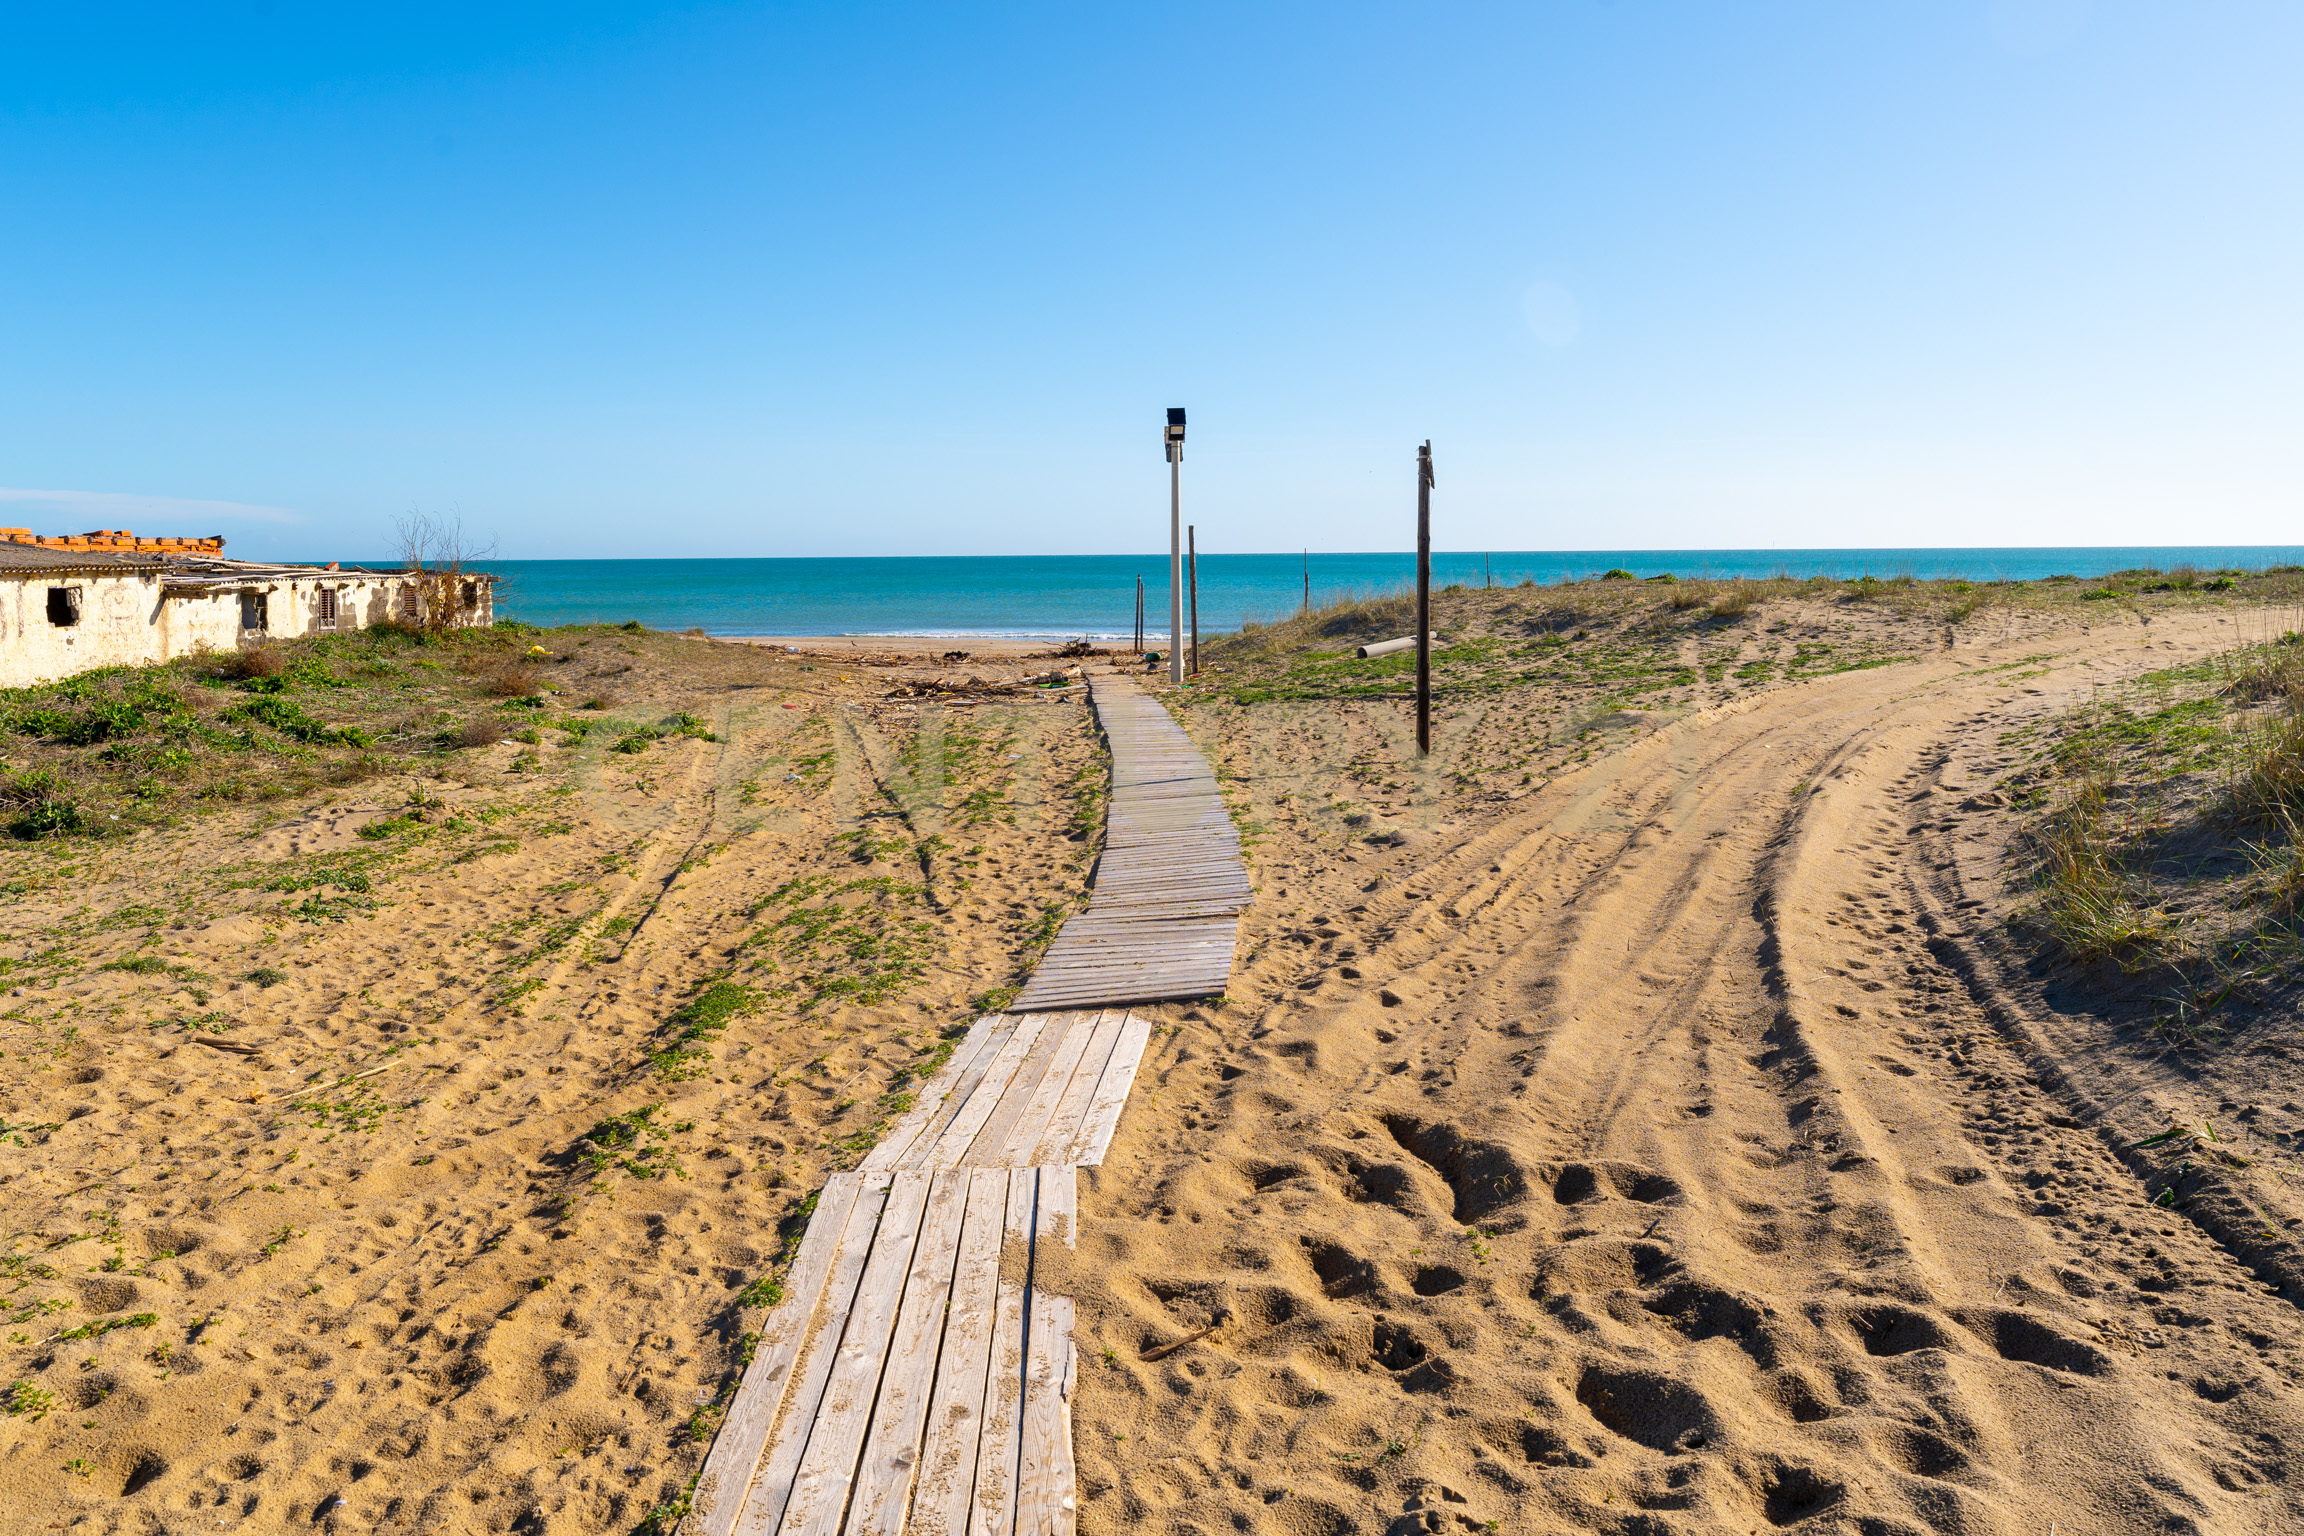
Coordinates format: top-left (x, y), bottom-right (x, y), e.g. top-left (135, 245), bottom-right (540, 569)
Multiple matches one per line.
top-left (690, 1162), bottom-right (1077, 1536)
top-left (690, 676), bottom-right (1243, 1535)
top-left (1011, 676), bottom-right (1250, 1011)
top-left (857, 1010), bottom-right (1152, 1176)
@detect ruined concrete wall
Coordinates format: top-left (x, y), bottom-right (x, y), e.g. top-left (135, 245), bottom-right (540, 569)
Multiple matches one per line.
top-left (0, 574), bottom-right (167, 687)
top-left (154, 589), bottom-right (243, 661)
top-left (4, 571), bottom-right (483, 688)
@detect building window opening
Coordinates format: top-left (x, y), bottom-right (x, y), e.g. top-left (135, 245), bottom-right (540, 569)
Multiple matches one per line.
top-left (240, 592), bottom-right (269, 633)
top-left (460, 580), bottom-right (479, 611)
top-left (317, 588), bottom-right (339, 628)
top-left (46, 587), bottom-right (81, 627)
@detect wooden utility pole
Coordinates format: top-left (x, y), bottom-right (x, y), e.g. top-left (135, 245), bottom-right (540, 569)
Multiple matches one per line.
top-left (1416, 441), bottom-right (1434, 756)
top-left (1188, 525), bottom-right (1200, 676)
top-left (1134, 575), bottom-right (1144, 653)
top-left (1303, 549), bottom-right (1309, 615)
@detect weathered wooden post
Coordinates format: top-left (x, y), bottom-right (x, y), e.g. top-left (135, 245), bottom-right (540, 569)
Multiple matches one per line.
top-left (1416, 441), bottom-right (1434, 757)
top-left (1188, 525), bottom-right (1200, 676)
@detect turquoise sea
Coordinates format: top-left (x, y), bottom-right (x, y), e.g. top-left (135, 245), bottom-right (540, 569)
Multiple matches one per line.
top-left (473, 548), bottom-right (2304, 639)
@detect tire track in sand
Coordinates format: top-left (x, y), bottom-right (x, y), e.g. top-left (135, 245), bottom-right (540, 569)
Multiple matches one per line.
top-left (1073, 618), bottom-right (2304, 1536)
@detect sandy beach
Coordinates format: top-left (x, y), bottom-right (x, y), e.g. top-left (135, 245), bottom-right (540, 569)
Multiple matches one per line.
top-left (5, 576), bottom-right (2304, 1532)
top-left (722, 636), bottom-right (1127, 660)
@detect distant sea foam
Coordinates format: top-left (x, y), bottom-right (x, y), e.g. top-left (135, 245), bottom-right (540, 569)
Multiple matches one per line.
top-left (457, 549), bottom-right (2304, 639)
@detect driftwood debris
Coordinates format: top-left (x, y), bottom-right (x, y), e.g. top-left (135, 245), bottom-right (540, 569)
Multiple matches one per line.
top-left (192, 1037), bottom-right (263, 1056)
top-left (883, 666), bottom-right (1080, 700)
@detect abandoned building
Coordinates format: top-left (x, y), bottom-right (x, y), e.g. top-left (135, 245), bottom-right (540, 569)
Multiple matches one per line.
top-left (0, 529), bottom-right (496, 687)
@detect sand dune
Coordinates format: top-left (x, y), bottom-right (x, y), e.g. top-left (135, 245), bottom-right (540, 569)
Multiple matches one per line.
top-left (1073, 610), bottom-right (2304, 1535)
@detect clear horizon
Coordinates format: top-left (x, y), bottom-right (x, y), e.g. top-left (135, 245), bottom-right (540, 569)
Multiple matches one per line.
top-left (5, 3), bottom-right (2299, 562)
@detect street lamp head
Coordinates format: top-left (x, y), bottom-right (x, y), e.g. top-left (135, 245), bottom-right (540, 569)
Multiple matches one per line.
top-left (1164, 406), bottom-right (1186, 462)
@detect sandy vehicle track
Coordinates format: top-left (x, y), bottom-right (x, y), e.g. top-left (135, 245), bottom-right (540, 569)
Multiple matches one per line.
top-left (1074, 616), bottom-right (2304, 1535)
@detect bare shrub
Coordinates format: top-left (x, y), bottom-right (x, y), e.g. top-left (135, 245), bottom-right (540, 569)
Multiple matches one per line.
top-left (217, 647), bottom-right (286, 680)
top-left (395, 512), bottom-right (497, 637)
top-left (456, 716), bottom-right (507, 749)
top-left (482, 666), bottom-right (541, 699)
top-left (325, 754), bottom-right (391, 786)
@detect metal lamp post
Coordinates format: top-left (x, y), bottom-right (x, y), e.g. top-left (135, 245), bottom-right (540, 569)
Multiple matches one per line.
top-left (1164, 408), bottom-right (1186, 685)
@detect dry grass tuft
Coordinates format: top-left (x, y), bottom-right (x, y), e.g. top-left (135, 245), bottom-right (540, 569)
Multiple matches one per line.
top-left (2230, 709), bottom-right (2304, 825)
top-left (456, 716), bottom-right (507, 749)
top-left (2030, 776), bottom-right (2168, 968)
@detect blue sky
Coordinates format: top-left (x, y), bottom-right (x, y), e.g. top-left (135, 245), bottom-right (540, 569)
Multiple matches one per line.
top-left (1, 2), bottom-right (2297, 561)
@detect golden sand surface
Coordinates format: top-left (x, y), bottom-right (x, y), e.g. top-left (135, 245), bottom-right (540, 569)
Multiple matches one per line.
top-left (1071, 597), bottom-right (2304, 1535)
top-left (10, 578), bottom-right (2304, 1533)
top-left (0, 631), bottom-right (1103, 1530)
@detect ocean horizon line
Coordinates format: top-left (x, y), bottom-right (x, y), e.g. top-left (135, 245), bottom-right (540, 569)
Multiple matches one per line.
top-left (433, 546), bottom-right (2304, 638)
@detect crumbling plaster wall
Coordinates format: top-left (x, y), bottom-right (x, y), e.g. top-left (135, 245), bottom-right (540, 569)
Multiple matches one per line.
top-left (0, 573), bottom-right (166, 687)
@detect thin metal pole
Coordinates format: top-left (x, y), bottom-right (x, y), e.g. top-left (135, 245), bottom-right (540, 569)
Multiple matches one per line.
top-left (1303, 549), bottom-right (1309, 615)
top-left (1169, 452), bottom-right (1184, 685)
top-left (1188, 525), bottom-right (1200, 676)
top-left (1416, 441), bottom-right (1433, 757)
top-left (1135, 575), bottom-right (1143, 653)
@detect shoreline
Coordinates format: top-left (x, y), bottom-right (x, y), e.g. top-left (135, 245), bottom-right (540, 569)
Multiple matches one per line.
top-left (718, 633), bottom-right (1135, 657)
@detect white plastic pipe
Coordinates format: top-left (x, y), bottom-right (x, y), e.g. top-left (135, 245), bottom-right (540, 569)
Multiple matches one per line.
top-left (1356, 634), bottom-right (1439, 660)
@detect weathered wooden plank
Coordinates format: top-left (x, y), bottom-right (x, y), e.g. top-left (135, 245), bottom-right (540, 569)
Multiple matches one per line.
top-left (1061, 1013), bottom-right (1154, 1166)
top-left (732, 1176), bottom-right (893, 1536)
top-left (862, 1016), bottom-right (1003, 1173)
top-left (917, 1013), bottom-right (1053, 1168)
top-left (847, 1167), bottom-right (972, 1536)
top-left (954, 1013), bottom-right (1077, 1169)
top-left (893, 1015), bottom-right (1027, 1172)
top-left (907, 1167), bottom-right (1009, 1535)
top-left (1030, 1013), bottom-right (1124, 1165)
top-left (780, 1172), bottom-right (935, 1536)
top-left (1015, 1169), bottom-right (1078, 1536)
top-left (991, 1014), bottom-right (1100, 1165)
top-left (690, 1172), bottom-right (869, 1536)
top-left (969, 1166), bottom-right (1038, 1536)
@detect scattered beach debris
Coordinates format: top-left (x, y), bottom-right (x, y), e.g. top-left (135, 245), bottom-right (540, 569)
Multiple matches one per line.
top-left (1354, 633), bottom-right (1443, 659)
top-left (883, 666), bottom-right (1079, 700)
top-left (191, 1037), bottom-right (262, 1056)
top-left (1138, 1309), bottom-right (1229, 1362)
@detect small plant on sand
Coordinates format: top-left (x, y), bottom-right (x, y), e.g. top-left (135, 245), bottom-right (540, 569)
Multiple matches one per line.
top-left (580, 1105), bottom-right (687, 1180)
top-left (645, 980), bottom-right (763, 1079)
top-left (100, 955), bottom-right (171, 975)
top-left (639, 1480), bottom-right (698, 1536)
top-left (1, 769), bottom-right (84, 839)
top-left (6, 1381), bottom-right (56, 1419)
